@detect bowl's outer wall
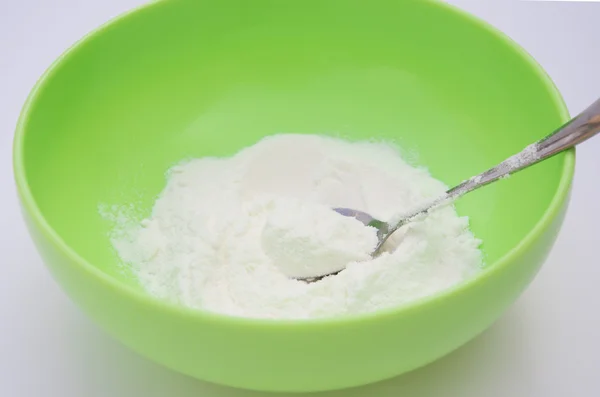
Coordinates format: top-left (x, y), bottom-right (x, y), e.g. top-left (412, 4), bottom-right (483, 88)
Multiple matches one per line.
top-left (15, 0), bottom-right (573, 392)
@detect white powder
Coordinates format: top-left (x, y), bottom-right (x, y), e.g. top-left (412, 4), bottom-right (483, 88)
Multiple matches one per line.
top-left (107, 134), bottom-right (483, 319)
top-left (505, 143), bottom-right (539, 169)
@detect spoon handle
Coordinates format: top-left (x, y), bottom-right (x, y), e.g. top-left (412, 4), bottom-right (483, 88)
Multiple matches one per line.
top-left (446, 97), bottom-right (600, 200)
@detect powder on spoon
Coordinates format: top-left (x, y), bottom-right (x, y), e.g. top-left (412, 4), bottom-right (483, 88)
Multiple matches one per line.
top-left (105, 134), bottom-right (483, 319)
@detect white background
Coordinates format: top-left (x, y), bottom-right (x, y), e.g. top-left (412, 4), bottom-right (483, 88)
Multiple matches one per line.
top-left (1, 1), bottom-right (599, 396)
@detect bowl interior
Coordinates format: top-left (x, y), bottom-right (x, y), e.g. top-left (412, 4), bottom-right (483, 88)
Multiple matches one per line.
top-left (18, 0), bottom-right (568, 290)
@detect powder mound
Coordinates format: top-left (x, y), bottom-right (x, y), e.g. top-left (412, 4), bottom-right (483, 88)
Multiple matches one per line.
top-left (104, 134), bottom-right (483, 319)
top-left (261, 198), bottom-right (378, 279)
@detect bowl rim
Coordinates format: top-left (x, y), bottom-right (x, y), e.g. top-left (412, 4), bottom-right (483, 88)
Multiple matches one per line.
top-left (13, 0), bottom-right (574, 328)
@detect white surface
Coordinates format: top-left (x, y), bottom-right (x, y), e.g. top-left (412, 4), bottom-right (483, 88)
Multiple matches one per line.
top-left (0, 1), bottom-right (599, 395)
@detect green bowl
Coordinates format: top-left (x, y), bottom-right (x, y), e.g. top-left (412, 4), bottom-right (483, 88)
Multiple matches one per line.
top-left (14, 0), bottom-right (573, 392)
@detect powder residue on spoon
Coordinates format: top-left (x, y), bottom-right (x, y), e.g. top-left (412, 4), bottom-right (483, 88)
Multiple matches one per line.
top-left (105, 134), bottom-right (483, 319)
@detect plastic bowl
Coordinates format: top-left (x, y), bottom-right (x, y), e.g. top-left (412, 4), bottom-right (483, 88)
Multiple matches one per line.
top-left (13, 0), bottom-right (573, 392)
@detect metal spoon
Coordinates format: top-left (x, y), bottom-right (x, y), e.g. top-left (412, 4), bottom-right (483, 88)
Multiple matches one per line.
top-left (302, 97), bottom-right (600, 282)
